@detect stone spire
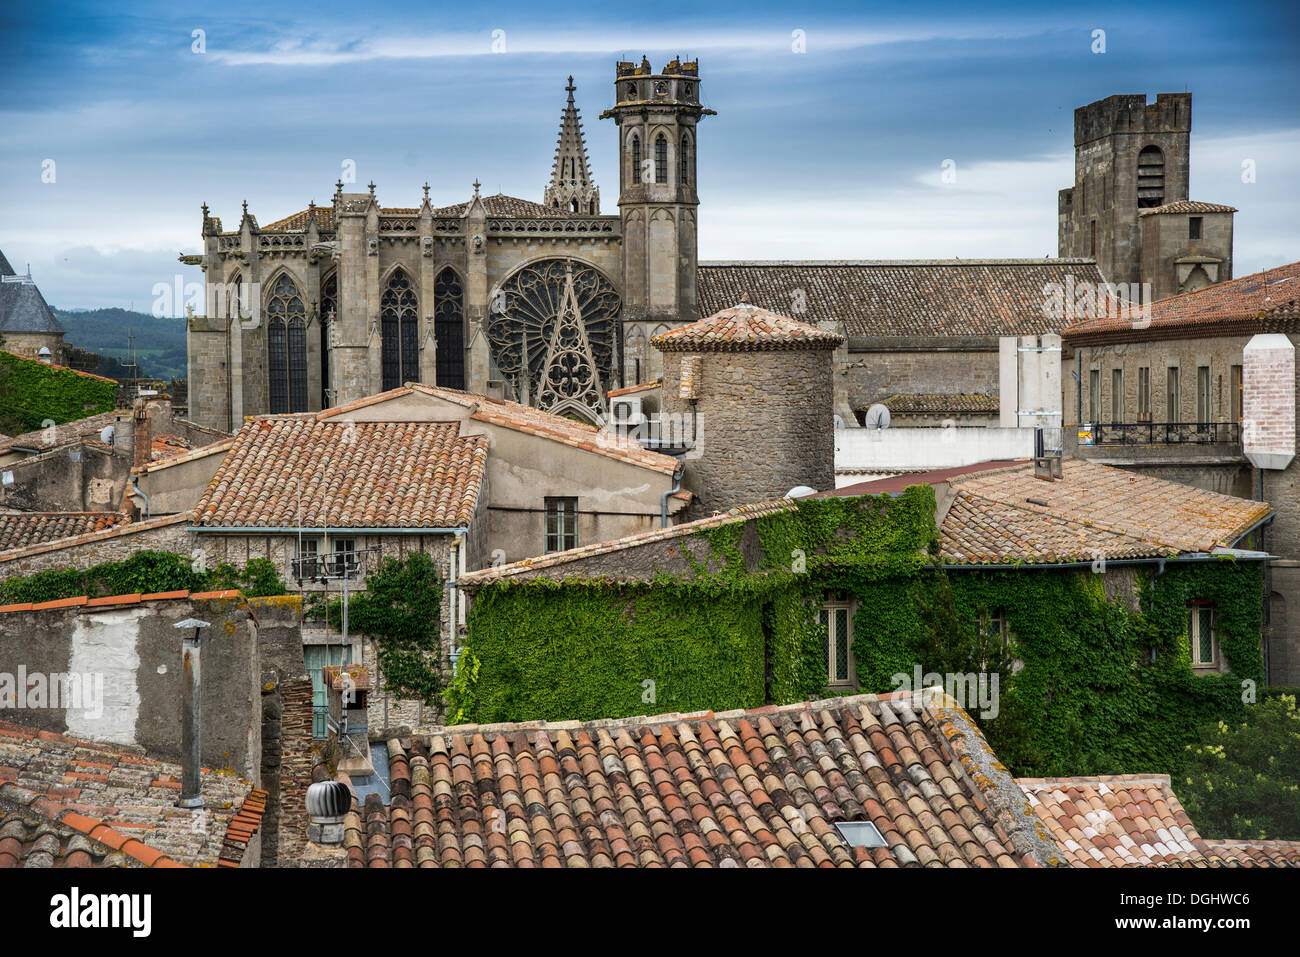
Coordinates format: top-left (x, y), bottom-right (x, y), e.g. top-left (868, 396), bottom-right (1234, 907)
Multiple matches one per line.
top-left (543, 76), bottom-right (599, 215)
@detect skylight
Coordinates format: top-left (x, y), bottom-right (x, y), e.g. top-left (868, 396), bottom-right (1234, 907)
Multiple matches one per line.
top-left (833, 821), bottom-right (887, 849)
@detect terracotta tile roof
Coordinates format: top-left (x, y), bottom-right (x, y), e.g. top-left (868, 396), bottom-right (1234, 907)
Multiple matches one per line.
top-left (0, 511), bottom-right (128, 551)
top-left (434, 193), bottom-right (555, 218)
top-left (150, 432), bottom-right (192, 461)
top-left (938, 458), bottom-right (1270, 562)
top-left (0, 512), bottom-right (190, 566)
top-left (324, 384), bottom-right (680, 476)
top-left (1138, 200), bottom-right (1238, 217)
top-left (458, 500), bottom-right (795, 587)
top-left (195, 416), bottom-right (487, 528)
top-left (1063, 260), bottom-right (1300, 341)
top-left (607, 378), bottom-right (661, 398)
top-left (697, 260), bottom-right (1105, 338)
top-left (0, 719), bottom-right (264, 867)
top-left (260, 207), bottom-right (335, 231)
top-left (829, 458), bottom-right (1270, 564)
top-left (337, 688), bottom-right (1062, 868)
top-left (1019, 775), bottom-right (1300, 867)
top-left (867, 393), bottom-right (999, 416)
top-left (0, 410), bottom-right (120, 455)
top-left (134, 435), bottom-right (236, 474)
top-left (651, 302), bottom-right (845, 352)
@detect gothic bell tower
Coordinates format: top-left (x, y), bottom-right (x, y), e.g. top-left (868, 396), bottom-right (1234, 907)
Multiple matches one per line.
top-left (602, 58), bottom-right (714, 356)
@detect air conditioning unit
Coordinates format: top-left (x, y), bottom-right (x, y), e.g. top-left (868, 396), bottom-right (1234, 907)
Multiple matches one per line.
top-left (609, 395), bottom-right (647, 429)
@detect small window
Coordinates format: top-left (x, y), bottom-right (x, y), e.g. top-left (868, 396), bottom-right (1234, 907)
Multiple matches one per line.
top-left (330, 538), bottom-right (357, 577)
top-left (1166, 367), bottom-right (1181, 422)
top-left (819, 594), bottom-right (855, 687)
top-left (976, 609), bottom-right (1009, 648)
top-left (654, 133), bottom-right (668, 184)
top-left (834, 821), bottom-right (886, 849)
top-left (1111, 368), bottom-right (1124, 423)
top-left (1137, 367), bottom-right (1151, 420)
top-left (630, 134), bottom-right (642, 184)
top-left (1090, 219), bottom-right (1097, 257)
top-left (1196, 365), bottom-right (1211, 425)
top-left (293, 537), bottom-right (321, 581)
top-left (545, 497), bottom-right (578, 553)
top-left (1230, 364), bottom-right (1243, 423)
top-left (1189, 216), bottom-right (1203, 240)
top-left (680, 134), bottom-right (691, 185)
top-left (1188, 604), bottom-right (1218, 668)
top-left (1088, 368), bottom-right (1100, 423)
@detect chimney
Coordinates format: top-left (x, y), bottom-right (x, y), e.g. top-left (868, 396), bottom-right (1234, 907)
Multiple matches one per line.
top-left (132, 396), bottom-right (153, 470)
top-left (173, 617), bottom-right (210, 808)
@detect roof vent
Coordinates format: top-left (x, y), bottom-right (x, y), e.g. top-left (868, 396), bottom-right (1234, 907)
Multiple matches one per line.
top-left (37, 346), bottom-right (52, 363)
top-left (306, 780), bottom-right (352, 845)
top-left (833, 821), bottom-right (887, 849)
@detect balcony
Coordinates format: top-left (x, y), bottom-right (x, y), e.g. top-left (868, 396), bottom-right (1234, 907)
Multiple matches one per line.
top-left (1083, 422), bottom-right (1241, 446)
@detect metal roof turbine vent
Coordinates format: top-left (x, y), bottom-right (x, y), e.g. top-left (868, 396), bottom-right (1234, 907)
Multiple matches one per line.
top-left (306, 780), bottom-right (352, 845)
top-left (37, 346), bottom-right (52, 364)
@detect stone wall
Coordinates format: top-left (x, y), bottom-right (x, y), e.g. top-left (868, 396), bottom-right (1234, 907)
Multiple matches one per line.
top-left (841, 342), bottom-right (1001, 410)
top-left (0, 514), bottom-right (191, 575)
top-left (662, 347), bottom-right (835, 513)
top-left (0, 442), bottom-right (126, 512)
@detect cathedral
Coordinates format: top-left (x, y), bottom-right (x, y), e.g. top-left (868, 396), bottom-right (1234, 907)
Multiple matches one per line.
top-left (186, 59), bottom-right (710, 432)
top-left (186, 62), bottom-right (1237, 434)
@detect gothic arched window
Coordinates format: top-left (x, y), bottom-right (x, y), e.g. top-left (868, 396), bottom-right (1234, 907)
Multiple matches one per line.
top-left (1137, 145), bottom-right (1165, 208)
top-left (630, 133), bottom-right (641, 184)
top-left (381, 268), bottom-right (419, 391)
top-left (680, 134), bottom-right (691, 185)
top-left (266, 274), bottom-right (307, 413)
top-left (433, 267), bottom-right (465, 390)
top-left (320, 271), bottom-right (337, 408)
top-left (655, 133), bottom-right (668, 184)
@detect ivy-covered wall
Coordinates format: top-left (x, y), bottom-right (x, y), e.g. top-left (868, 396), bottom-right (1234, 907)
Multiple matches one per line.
top-left (456, 485), bottom-right (1267, 779)
top-left (852, 560), bottom-right (1264, 777)
top-left (0, 350), bottom-right (116, 434)
top-left (452, 488), bottom-right (936, 723)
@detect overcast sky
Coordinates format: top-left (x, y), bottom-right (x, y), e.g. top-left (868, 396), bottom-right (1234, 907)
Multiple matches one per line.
top-left (1, 0), bottom-right (1296, 313)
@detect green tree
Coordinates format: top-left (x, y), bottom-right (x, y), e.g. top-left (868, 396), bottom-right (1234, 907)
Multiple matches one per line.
top-left (1178, 694), bottom-right (1300, 841)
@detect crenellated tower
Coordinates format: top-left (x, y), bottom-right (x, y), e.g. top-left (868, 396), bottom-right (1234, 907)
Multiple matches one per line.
top-left (602, 57), bottom-right (714, 381)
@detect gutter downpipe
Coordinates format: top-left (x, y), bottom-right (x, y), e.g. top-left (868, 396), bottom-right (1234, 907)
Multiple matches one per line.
top-left (661, 465), bottom-right (683, 529)
top-left (130, 476), bottom-right (151, 518)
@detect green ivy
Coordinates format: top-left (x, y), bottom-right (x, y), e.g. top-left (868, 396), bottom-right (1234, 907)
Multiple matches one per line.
top-left (0, 551), bottom-right (286, 603)
top-left (0, 350), bottom-right (116, 435)
top-left (319, 552), bottom-right (444, 705)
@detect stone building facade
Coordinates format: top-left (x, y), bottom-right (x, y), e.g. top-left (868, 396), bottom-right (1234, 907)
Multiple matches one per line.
top-left (1063, 260), bottom-right (1300, 685)
top-left (1058, 94), bottom-right (1234, 298)
top-left (188, 60), bottom-right (711, 433)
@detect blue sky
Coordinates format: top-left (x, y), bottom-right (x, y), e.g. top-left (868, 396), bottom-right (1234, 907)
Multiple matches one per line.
top-left (2, 0), bottom-right (1297, 312)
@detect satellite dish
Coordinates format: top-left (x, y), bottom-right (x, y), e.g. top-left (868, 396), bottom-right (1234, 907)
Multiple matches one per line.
top-left (863, 403), bottom-right (891, 430)
top-left (100, 425), bottom-right (115, 444)
top-left (785, 485), bottom-right (818, 499)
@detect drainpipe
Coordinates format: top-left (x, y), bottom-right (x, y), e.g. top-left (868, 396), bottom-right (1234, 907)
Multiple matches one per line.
top-left (661, 465), bottom-right (683, 529)
top-left (173, 617), bottom-right (210, 809)
top-left (130, 476), bottom-right (150, 518)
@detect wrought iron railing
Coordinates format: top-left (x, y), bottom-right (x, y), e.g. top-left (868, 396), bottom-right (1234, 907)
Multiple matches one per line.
top-left (1088, 422), bottom-right (1241, 446)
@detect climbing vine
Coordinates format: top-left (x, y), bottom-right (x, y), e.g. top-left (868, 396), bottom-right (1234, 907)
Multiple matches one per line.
top-left (0, 550), bottom-right (286, 604)
top-left (0, 350), bottom-right (116, 435)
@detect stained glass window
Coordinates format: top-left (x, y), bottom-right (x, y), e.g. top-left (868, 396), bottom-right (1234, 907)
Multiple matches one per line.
top-left (655, 133), bottom-right (668, 184)
top-left (381, 268), bottom-right (418, 390)
top-left (265, 273), bottom-right (306, 412)
top-left (434, 268), bottom-right (465, 390)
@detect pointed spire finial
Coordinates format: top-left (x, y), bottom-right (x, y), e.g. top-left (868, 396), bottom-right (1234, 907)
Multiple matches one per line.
top-left (367, 180), bottom-right (376, 196)
top-left (422, 182), bottom-right (430, 200)
top-left (472, 179), bottom-right (481, 198)
top-left (335, 179), bottom-right (344, 195)
top-left (242, 199), bottom-right (248, 215)
top-left (201, 202), bottom-right (209, 218)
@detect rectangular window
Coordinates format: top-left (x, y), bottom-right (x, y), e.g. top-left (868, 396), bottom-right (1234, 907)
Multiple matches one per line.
top-left (1137, 367), bottom-right (1151, 420)
top-left (1189, 216), bottom-right (1203, 240)
top-left (1088, 369), bottom-right (1100, 423)
top-left (329, 538), bottom-right (356, 577)
top-left (819, 595), bottom-right (855, 687)
top-left (1196, 365), bottom-right (1211, 425)
top-left (544, 497), bottom-right (578, 553)
top-left (1090, 219), bottom-right (1097, 257)
top-left (1231, 364), bottom-right (1243, 423)
top-left (1166, 367), bottom-right (1180, 422)
top-left (1111, 368), bottom-right (1124, 423)
top-left (1188, 604), bottom-right (1217, 668)
top-left (293, 537), bottom-right (321, 581)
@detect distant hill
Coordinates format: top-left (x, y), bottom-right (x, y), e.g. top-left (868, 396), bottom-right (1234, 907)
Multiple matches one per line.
top-left (53, 307), bottom-right (187, 381)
